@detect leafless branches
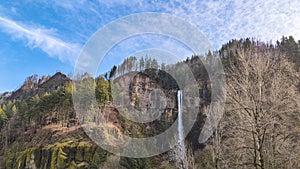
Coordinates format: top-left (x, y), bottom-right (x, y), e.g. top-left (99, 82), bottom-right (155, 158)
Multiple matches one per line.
top-left (210, 46), bottom-right (300, 169)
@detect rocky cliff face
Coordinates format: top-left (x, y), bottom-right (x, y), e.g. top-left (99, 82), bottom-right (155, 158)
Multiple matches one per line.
top-left (3, 126), bottom-right (107, 169)
top-left (8, 72), bottom-right (70, 100)
top-left (37, 72), bottom-right (70, 96)
top-left (0, 92), bottom-right (11, 104)
top-left (113, 71), bottom-right (179, 122)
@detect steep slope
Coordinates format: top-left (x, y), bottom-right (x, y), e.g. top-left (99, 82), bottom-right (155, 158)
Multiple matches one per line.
top-left (8, 72), bottom-right (70, 101)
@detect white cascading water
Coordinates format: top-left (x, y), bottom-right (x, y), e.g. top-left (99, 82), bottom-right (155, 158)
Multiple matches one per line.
top-left (177, 90), bottom-right (186, 168)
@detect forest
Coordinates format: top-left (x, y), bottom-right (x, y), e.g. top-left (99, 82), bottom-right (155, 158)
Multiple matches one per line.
top-left (0, 36), bottom-right (299, 169)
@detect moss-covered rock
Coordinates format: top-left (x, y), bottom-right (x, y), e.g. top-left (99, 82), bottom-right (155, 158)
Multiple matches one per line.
top-left (4, 140), bottom-right (107, 169)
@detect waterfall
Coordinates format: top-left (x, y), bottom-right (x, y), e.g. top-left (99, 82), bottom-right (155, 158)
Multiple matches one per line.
top-left (177, 90), bottom-right (186, 168)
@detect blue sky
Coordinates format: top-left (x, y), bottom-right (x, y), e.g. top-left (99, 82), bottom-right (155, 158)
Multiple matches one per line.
top-left (0, 0), bottom-right (299, 92)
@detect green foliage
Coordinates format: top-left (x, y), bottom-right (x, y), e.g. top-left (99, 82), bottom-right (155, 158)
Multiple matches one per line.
top-left (3, 81), bottom-right (74, 128)
top-left (278, 35), bottom-right (300, 70)
top-left (134, 94), bottom-right (141, 111)
top-left (95, 77), bottom-right (110, 104)
top-left (109, 65), bottom-right (117, 79)
top-left (111, 82), bottom-right (121, 104)
top-left (120, 157), bottom-right (151, 169)
top-left (0, 100), bottom-right (19, 127)
top-left (145, 56), bottom-right (151, 70)
top-left (5, 148), bottom-right (35, 169)
top-left (151, 59), bottom-right (158, 69)
top-left (140, 57), bottom-right (145, 70)
top-left (0, 107), bottom-right (8, 127)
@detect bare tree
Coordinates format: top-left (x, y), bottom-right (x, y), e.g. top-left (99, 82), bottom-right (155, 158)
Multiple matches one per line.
top-left (215, 46), bottom-right (300, 169)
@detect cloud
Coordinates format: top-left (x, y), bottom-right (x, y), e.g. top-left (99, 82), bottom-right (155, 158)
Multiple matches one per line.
top-left (159, 0), bottom-right (300, 48)
top-left (0, 16), bottom-right (81, 64)
top-left (2, 0), bottom-right (299, 66)
top-left (60, 0), bottom-right (299, 49)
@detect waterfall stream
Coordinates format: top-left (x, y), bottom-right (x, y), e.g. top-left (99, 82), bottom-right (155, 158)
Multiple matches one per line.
top-left (177, 90), bottom-right (186, 168)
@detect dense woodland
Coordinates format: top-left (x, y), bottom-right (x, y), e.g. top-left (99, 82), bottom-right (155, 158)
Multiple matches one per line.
top-left (0, 36), bottom-right (299, 169)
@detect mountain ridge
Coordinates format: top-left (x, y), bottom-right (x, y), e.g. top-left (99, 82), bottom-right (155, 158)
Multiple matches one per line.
top-left (7, 72), bottom-right (70, 101)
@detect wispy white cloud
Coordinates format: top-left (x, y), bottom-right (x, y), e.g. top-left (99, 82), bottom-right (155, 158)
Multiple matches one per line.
top-left (2, 0), bottom-right (299, 66)
top-left (159, 0), bottom-right (300, 48)
top-left (0, 16), bottom-right (81, 64)
top-left (21, 0), bottom-right (300, 50)
top-left (70, 0), bottom-right (300, 48)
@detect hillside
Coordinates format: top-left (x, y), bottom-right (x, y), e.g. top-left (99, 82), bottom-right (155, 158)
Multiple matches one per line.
top-left (7, 72), bottom-right (70, 101)
top-left (0, 37), bottom-right (299, 169)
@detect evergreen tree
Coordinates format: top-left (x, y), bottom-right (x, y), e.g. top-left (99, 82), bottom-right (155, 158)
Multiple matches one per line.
top-left (139, 57), bottom-right (145, 70)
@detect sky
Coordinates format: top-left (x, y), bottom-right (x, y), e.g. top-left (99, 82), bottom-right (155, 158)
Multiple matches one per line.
top-left (0, 0), bottom-right (299, 92)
